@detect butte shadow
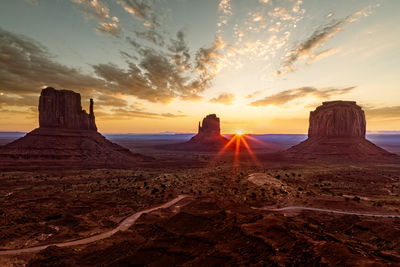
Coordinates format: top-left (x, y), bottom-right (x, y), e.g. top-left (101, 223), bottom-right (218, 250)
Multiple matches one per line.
top-left (285, 101), bottom-right (397, 162)
top-left (0, 87), bottom-right (151, 170)
top-left (158, 114), bottom-right (229, 151)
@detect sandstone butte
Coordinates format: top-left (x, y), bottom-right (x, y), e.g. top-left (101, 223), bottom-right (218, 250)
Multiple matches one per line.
top-left (286, 101), bottom-right (396, 160)
top-left (185, 114), bottom-right (229, 150)
top-left (0, 87), bottom-right (149, 170)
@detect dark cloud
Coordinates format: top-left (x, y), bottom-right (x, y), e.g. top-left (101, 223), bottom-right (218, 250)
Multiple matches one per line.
top-left (210, 93), bottom-right (235, 105)
top-left (250, 86), bottom-right (355, 106)
top-left (0, 27), bottom-right (106, 97)
top-left (95, 32), bottom-right (225, 103)
top-left (0, 94), bottom-right (38, 107)
top-left (134, 28), bottom-right (165, 47)
top-left (126, 36), bottom-right (141, 49)
top-left (95, 94), bottom-right (128, 107)
top-left (119, 50), bottom-right (138, 61)
top-left (1, 25), bottom-right (224, 110)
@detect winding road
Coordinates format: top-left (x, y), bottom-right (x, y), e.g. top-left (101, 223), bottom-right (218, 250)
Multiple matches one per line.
top-left (254, 206), bottom-right (400, 218)
top-left (0, 195), bottom-right (188, 256)
top-left (2, 196), bottom-right (399, 256)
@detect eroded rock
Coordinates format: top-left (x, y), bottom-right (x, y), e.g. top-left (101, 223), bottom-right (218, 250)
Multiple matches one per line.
top-left (39, 87), bottom-right (97, 131)
top-left (308, 101), bottom-right (365, 138)
top-left (0, 87), bottom-right (150, 169)
top-left (186, 114), bottom-right (228, 149)
top-left (286, 101), bottom-right (396, 161)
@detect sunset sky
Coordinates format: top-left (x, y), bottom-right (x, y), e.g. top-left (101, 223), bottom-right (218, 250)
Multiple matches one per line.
top-left (0, 0), bottom-right (399, 133)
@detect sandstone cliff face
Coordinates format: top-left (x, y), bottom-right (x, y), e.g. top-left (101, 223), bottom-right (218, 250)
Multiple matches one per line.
top-left (308, 101), bottom-right (366, 138)
top-left (39, 87), bottom-right (97, 131)
top-left (286, 101), bottom-right (395, 161)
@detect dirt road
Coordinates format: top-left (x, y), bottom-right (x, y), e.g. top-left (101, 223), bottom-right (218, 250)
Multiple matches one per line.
top-left (256, 206), bottom-right (400, 218)
top-left (0, 195), bottom-right (188, 256)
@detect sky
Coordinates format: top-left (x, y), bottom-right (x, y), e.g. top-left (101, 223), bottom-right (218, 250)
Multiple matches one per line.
top-left (0, 0), bottom-right (399, 134)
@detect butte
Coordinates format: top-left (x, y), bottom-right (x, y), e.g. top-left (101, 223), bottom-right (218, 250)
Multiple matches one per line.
top-left (163, 114), bottom-right (229, 151)
top-left (0, 87), bottom-right (149, 169)
top-left (285, 101), bottom-right (397, 161)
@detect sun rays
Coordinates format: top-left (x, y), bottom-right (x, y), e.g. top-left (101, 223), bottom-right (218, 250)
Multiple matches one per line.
top-left (214, 132), bottom-right (261, 166)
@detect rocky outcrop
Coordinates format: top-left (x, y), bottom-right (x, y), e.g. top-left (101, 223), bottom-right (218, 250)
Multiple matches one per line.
top-left (160, 114), bottom-right (228, 151)
top-left (185, 114), bottom-right (228, 150)
top-left (190, 114), bottom-right (224, 144)
top-left (197, 114), bottom-right (221, 137)
top-left (308, 101), bottom-right (365, 138)
top-left (39, 87), bottom-right (97, 131)
top-left (0, 87), bottom-right (150, 169)
top-left (286, 101), bottom-right (396, 161)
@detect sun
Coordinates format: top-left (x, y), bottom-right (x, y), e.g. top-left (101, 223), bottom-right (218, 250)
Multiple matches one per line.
top-left (235, 130), bottom-right (244, 136)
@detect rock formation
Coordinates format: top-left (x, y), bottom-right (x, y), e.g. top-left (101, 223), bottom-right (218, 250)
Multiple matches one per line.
top-left (189, 114), bottom-right (224, 143)
top-left (160, 114), bottom-right (228, 151)
top-left (184, 114), bottom-right (228, 150)
top-left (0, 87), bottom-right (150, 169)
top-left (286, 101), bottom-right (396, 161)
top-left (308, 101), bottom-right (366, 138)
top-left (39, 87), bottom-right (97, 131)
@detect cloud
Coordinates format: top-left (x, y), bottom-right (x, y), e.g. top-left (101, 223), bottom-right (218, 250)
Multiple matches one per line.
top-left (97, 107), bottom-right (186, 120)
top-left (250, 86), bottom-right (355, 106)
top-left (209, 93), bottom-right (235, 105)
top-left (0, 22), bottom-right (225, 110)
top-left (96, 22), bottom-right (122, 37)
top-left (217, 0), bottom-right (232, 28)
top-left (95, 94), bottom-right (128, 107)
top-left (0, 27), bottom-right (107, 98)
top-left (246, 90), bottom-right (262, 98)
top-left (365, 106), bottom-right (400, 119)
top-left (0, 94), bottom-right (38, 107)
top-left (195, 35), bottom-right (226, 81)
top-left (309, 47), bottom-right (340, 62)
top-left (94, 32), bottom-right (225, 103)
top-left (71, 0), bottom-right (122, 37)
top-left (134, 28), bottom-right (165, 46)
top-left (117, 0), bottom-right (158, 26)
top-left (275, 5), bottom-right (376, 76)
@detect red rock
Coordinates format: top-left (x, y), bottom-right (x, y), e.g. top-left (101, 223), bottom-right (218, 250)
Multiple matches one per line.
top-left (160, 114), bottom-right (228, 151)
top-left (0, 87), bottom-right (150, 169)
top-left (186, 114), bottom-right (228, 149)
top-left (308, 101), bottom-right (365, 138)
top-left (39, 87), bottom-right (97, 131)
top-left (286, 101), bottom-right (396, 161)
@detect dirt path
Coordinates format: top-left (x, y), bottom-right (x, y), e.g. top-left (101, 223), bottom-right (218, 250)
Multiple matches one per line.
top-left (0, 195), bottom-right (188, 256)
top-left (255, 206), bottom-right (400, 218)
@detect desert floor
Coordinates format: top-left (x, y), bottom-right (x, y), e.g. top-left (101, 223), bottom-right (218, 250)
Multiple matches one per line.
top-left (0, 137), bottom-right (399, 266)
